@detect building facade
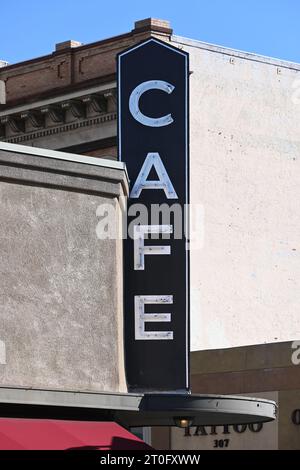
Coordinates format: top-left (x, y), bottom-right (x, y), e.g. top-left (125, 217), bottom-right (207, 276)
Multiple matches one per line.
top-left (152, 341), bottom-right (300, 450)
top-left (1, 18), bottom-right (300, 351)
top-left (0, 18), bottom-right (299, 448)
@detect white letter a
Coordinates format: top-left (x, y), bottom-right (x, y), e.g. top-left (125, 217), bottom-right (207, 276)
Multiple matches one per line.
top-left (130, 152), bottom-right (178, 199)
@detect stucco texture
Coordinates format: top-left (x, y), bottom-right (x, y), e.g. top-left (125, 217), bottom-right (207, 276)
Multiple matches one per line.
top-left (0, 149), bottom-right (127, 392)
top-left (185, 40), bottom-right (300, 350)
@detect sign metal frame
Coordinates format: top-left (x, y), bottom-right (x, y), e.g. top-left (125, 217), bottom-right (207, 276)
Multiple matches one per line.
top-left (118, 37), bottom-right (190, 392)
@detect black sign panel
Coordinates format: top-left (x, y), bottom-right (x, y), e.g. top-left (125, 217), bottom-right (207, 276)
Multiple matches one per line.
top-left (118, 38), bottom-right (189, 392)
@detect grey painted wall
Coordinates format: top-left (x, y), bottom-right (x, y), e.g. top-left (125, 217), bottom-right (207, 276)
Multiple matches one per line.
top-left (0, 146), bottom-right (128, 392)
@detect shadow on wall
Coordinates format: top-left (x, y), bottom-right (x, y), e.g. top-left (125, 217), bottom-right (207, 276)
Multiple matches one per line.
top-left (66, 436), bottom-right (152, 450)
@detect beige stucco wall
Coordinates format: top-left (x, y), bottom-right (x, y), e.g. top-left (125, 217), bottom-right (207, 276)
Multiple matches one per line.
top-left (0, 145), bottom-right (128, 392)
top-left (175, 37), bottom-right (300, 350)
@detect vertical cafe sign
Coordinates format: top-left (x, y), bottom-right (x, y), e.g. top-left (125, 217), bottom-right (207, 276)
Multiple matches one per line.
top-left (118, 38), bottom-right (189, 392)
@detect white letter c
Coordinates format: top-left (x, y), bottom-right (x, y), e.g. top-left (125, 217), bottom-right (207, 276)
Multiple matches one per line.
top-left (129, 80), bottom-right (174, 127)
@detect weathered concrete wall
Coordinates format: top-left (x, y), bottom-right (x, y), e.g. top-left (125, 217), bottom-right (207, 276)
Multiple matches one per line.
top-left (0, 144), bottom-right (128, 392)
top-left (173, 36), bottom-right (300, 350)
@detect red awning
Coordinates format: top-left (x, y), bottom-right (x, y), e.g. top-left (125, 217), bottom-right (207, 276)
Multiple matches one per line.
top-left (0, 418), bottom-right (150, 450)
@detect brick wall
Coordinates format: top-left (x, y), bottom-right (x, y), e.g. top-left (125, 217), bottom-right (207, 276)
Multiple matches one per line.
top-left (83, 146), bottom-right (117, 159)
top-left (0, 19), bottom-right (173, 105)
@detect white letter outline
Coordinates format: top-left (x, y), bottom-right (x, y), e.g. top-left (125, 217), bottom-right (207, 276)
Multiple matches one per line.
top-left (134, 225), bottom-right (172, 270)
top-left (130, 152), bottom-right (178, 199)
top-left (129, 80), bottom-right (174, 127)
top-left (135, 295), bottom-right (173, 340)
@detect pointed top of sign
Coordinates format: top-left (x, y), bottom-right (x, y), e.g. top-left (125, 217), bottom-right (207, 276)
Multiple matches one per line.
top-left (118, 37), bottom-right (188, 60)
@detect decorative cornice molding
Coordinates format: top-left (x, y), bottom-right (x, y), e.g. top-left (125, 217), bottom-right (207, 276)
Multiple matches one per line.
top-left (20, 111), bottom-right (45, 128)
top-left (61, 100), bottom-right (86, 119)
top-left (2, 112), bottom-right (117, 144)
top-left (40, 105), bottom-right (64, 123)
top-left (1, 115), bottom-right (25, 133)
top-left (0, 87), bottom-right (117, 141)
top-left (82, 94), bottom-right (107, 114)
top-left (0, 82), bottom-right (116, 116)
top-left (103, 89), bottom-right (117, 106)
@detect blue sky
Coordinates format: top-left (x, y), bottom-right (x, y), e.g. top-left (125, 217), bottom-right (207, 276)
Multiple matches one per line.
top-left (1, 0), bottom-right (300, 65)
